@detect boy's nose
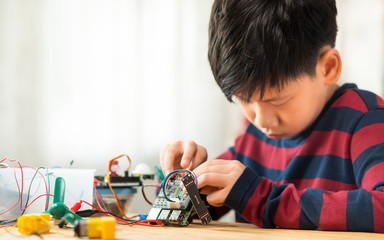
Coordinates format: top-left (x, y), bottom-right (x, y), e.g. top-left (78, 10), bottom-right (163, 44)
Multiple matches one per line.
top-left (254, 106), bottom-right (278, 129)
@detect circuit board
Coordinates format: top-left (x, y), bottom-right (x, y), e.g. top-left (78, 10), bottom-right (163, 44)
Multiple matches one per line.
top-left (146, 173), bottom-right (212, 226)
top-left (146, 175), bottom-right (194, 226)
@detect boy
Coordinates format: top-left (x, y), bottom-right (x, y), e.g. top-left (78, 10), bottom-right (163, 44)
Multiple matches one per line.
top-left (160, 0), bottom-right (384, 232)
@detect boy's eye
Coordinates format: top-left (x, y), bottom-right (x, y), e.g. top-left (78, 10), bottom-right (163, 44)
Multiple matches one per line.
top-left (270, 99), bottom-right (290, 106)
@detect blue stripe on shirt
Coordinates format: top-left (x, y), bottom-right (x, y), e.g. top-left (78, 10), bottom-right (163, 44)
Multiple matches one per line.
top-left (238, 153), bottom-right (355, 184)
top-left (299, 188), bottom-right (325, 229)
top-left (346, 190), bottom-right (374, 232)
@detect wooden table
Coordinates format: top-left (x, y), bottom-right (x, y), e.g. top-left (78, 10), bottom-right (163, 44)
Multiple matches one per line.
top-left (3, 221), bottom-right (384, 240)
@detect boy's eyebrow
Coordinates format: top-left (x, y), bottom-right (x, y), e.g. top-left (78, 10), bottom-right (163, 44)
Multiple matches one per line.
top-left (260, 95), bottom-right (289, 102)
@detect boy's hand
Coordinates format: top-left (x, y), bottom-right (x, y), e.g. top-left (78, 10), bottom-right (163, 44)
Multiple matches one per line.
top-left (193, 160), bottom-right (246, 207)
top-left (160, 141), bottom-right (208, 176)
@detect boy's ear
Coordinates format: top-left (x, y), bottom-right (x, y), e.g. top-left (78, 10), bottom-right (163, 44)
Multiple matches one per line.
top-left (317, 48), bottom-right (342, 85)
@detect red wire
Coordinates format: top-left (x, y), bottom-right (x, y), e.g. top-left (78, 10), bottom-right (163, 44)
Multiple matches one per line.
top-left (79, 200), bottom-right (131, 224)
top-left (78, 200), bottom-right (163, 226)
top-left (20, 194), bottom-right (54, 211)
top-left (127, 220), bottom-right (164, 227)
top-left (93, 178), bottom-right (107, 212)
top-left (142, 184), bottom-right (161, 205)
top-left (0, 159), bottom-right (23, 216)
top-left (0, 162), bottom-right (52, 216)
top-left (0, 222), bottom-right (17, 228)
top-left (94, 187), bottom-right (106, 212)
top-left (0, 159), bottom-right (51, 216)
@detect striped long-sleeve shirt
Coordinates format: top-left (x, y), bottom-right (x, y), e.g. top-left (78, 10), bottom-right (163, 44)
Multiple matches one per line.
top-left (219, 83), bottom-right (384, 232)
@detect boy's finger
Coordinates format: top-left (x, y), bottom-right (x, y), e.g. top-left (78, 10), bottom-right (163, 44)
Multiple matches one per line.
top-left (193, 159), bottom-right (235, 176)
top-left (197, 172), bottom-right (229, 189)
top-left (205, 190), bottom-right (226, 207)
top-left (162, 142), bottom-right (184, 175)
top-left (189, 145), bottom-right (208, 170)
top-left (181, 141), bottom-right (197, 169)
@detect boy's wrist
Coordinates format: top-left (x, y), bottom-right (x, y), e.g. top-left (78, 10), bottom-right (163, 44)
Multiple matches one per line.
top-left (224, 167), bottom-right (262, 211)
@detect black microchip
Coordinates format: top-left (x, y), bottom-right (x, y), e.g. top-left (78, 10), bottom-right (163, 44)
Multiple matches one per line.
top-left (182, 173), bottom-right (212, 225)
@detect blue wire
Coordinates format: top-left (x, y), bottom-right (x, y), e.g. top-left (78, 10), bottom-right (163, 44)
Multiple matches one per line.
top-left (161, 169), bottom-right (197, 202)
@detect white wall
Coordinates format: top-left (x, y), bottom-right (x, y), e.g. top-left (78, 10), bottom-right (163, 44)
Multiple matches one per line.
top-left (336, 0), bottom-right (384, 96)
top-left (0, 0), bottom-right (242, 175)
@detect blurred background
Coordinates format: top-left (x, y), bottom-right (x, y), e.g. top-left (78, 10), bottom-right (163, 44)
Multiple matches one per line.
top-left (0, 0), bottom-right (383, 214)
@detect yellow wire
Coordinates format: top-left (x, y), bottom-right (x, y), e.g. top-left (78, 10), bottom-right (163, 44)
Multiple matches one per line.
top-left (107, 154), bottom-right (132, 219)
top-left (0, 224), bottom-right (17, 236)
top-left (39, 217), bottom-right (73, 238)
top-left (46, 223), bottom-right (73, 238)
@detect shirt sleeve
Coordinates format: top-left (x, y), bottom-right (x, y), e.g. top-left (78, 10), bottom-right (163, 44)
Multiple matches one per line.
top-left (224, 109), bottom-right (384, 232)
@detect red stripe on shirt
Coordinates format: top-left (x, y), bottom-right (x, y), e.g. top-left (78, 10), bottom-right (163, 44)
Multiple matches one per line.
top-left (299, 130), bottom-right (351, 159)
top-left (319, 191), bottom-right (348, 231)
top-left (241, 178), bottom-right (271, 227)
top-left (274, 186), bottom-right (305, 229)
top-left (217, 149), bottom-right (235, 160)
top-left (371, 191), bottom-right (384, 233)
top-left (351, 123), bottom-right (384, 163)
top-left (275, 178), bottom-right (357, 192)
top-left (235, 133), bottom-right (301, 170)
top-left (361, 162), bottom-right (384, 190)
top-left (331, 89), bottom-right (368, 113)
top-left (377, 96), bottom-right (384, 109)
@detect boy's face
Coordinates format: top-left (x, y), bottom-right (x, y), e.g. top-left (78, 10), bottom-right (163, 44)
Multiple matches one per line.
top-left (237, 76), bottom-right (338, 139)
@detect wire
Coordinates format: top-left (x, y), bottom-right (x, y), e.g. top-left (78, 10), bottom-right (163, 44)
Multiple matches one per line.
top-left (75, 200), bottom-right (138, 224)
top-left (141, 184), bottom-right (161, 206)
top-left (126, 220), bottom-right (164, 227)
top-left (0, 223), bottom-right (17, 236)
top-left (5, 167), bottom-right (44, 223)
top-left (76, 209), bottom-right (164, 227)
top-left (0, 158), bottom-right (24, 217)
top-left (0, 162), bottom-right (50, 218)
top-left (23, 167), bottom-right (44, 213)
top-left (39, 216), bottom-right (74, 238)
top-left (162, 169), bottom-right (197, 202)
top-left (93, 178), bottom-right (108, 212)
top-left (46, 168), bottom-right (50, 211)
top-left (106, 154), bottom-right (132, 219)
top-left (108, 154), bottom-right (132, 174)
top-left (21, 166), bottom-right (50, 211)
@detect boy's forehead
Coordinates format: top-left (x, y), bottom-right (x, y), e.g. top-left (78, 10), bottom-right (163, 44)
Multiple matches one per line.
top-left (255, 86), bottom-right (289, 101)
top-left (235, 87), bottom-right (287, 102)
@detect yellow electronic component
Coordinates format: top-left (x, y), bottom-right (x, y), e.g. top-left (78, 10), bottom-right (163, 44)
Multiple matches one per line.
top-left (75, 217), bottom-right (116, 240)
top-left (17, 213), bottom-right (51, 235)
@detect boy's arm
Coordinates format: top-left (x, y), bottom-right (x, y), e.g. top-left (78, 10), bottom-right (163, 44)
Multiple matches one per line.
top-left (222, 110), bottom-right (384, 232)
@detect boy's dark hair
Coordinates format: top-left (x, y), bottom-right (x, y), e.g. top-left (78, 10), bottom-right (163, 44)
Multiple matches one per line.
top-left (208, 0), bottom-right (338, 102)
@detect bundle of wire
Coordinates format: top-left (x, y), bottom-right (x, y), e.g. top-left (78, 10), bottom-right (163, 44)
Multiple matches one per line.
top-left (91, 154), bottom-right (164, 227)
top-left (0, 156), bottom-right (164, 231)
top-left (161, 169), bottom-right (198, 202)
top-left (0, 158), bottom-right (52, 225)
top-left (73, 200), bottom-right (164, 227)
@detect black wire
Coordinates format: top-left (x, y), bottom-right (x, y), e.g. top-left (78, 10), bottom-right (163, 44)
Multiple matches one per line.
top-left (75, 209), bottom-right (136, 224)
top-left (94, 187), bottom-right (109, 211)
top-left (75, 209), bottom-right (155, 225)
top-left (22, 167), bottom-right (45, 214)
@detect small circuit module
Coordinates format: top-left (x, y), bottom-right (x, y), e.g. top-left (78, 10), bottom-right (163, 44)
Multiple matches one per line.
top-left (146, 171), bottom-right (212, 226)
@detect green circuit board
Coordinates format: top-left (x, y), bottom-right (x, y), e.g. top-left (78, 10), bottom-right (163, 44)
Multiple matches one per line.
top-left (146, 175), bottom-right (194, 226)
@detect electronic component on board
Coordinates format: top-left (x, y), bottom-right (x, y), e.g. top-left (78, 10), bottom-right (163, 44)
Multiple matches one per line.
top-left (146, 171), bottom-right (212, 226)
top-left (182, 173), bottom-right (212, 225)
